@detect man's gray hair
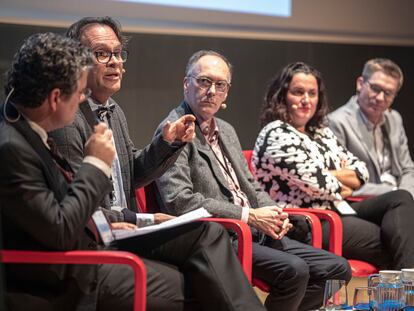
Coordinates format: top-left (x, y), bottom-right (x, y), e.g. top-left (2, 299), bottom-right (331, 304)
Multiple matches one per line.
top-left (362, 58), bottom-right (404, 91)
top-left (185, 50), bottom-right (233, 81)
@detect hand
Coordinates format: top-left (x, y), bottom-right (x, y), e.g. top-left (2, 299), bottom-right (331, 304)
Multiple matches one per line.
top-left (84, 123), bottom-right (115, 166)
top-left (110, 222), bottom-right (137, 230)
top-left (248, 206), bottom-right (290, 240)
top-left (340, 184), bottom-right (353, 198)
top-left (277, 218), bottom-right (293, 239)
top-left (154, 213), bottom-right (176, 224)
top-left (162, 114), bottom-right (196, 144)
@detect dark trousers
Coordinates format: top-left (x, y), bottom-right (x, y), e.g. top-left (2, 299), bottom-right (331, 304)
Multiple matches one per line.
top-left (97, 221), bottom-right (265, 311)
top-left (252, 236), bottom-right (351, 311)
top-left (322, 189), bottom-right (414, 269)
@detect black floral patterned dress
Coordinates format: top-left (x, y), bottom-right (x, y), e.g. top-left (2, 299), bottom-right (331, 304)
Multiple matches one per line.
top-left (252, 120), bottom-right (368, 209)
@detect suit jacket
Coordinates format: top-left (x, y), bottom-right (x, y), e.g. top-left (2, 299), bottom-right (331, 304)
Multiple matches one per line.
top-left (328, 96), bottom-right (414, 197)
top-left (155, 102), bottom-right (275, 236)
top-left (49, 97), bottom-right (183, 219)
top-left (0, 114), bottom-right (112, 308)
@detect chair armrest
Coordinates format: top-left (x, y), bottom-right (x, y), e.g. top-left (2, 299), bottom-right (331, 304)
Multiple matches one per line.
top-left (286, 208), bottom-right (343, 256)
top-left (0, 250), bottom-right (146, 311)
top-left (346, 195), bottom-right (373, 202)
top-left (200, 218), bottom-right (252, 283)
top-left (283, 209), bottom-right (323, 249)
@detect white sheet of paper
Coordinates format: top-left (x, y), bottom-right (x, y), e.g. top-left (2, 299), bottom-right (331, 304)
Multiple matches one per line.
top-left (334, 200), bottom-right (357, 215)
top-left (113, 207), bottom-right (212, 240)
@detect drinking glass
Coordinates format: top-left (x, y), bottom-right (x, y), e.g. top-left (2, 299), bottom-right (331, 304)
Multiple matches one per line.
top-left (323, 279), bottom-right (349, 310)
top-left (402, 268), bottom-right (414, 310)
top-left (353, 287), bottom-right (377, 311)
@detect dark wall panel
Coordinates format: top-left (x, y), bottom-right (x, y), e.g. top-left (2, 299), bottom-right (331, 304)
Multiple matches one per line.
top-left (1, 23), bottom-right (413, 156)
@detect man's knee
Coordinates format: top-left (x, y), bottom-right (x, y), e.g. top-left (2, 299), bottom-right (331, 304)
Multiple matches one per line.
top-left (198, 221), bottom-right (228, 240)
top-left (335, 256), bottom-right (352, 283)
top-left (276, 256), bottom-right (310, 286)
top-left (314, 254), bottom-right (352, 283)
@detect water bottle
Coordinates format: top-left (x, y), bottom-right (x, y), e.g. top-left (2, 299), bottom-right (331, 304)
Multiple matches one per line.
top-left (368, 270), bottom-right (405, 311)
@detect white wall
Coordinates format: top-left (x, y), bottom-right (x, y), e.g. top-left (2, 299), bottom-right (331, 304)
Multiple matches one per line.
top-left (1, 0), bottom-right (414, 46)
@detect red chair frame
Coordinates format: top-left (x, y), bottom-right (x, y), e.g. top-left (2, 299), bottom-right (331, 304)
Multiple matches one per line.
top-left (136, 184), bottom-right (254, 282)
top-left (0, 250), bottom-right (147, 311)
top-left (137, 182), bottom-right (326, 292)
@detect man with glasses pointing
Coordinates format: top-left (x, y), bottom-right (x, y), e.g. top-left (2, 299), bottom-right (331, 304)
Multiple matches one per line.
top-left (328, 58), bottom-right (414, 198)
top-left (50, 17), bottom-right (265, 310)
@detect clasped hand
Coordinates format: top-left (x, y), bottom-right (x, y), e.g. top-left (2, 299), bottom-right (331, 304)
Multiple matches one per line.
top-left (248, 206), bottom-right (292, 240)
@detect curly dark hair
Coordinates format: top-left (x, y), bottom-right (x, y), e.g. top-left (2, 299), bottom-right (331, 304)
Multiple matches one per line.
top-left (260, 62), bottom-right (329, 131)
top-left (4, 32), bottom-right (93, 108)
top-left (66, 16), bottom-right (129, 48)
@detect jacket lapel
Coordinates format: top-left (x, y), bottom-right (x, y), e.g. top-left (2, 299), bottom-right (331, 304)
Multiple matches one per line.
top-left (348, 100), bottom-right (382, 177)
top-left (194, 126), bottom-right (231, 191)
top-left (179, 102), bottom-right (233, 192)
top-left (383, 112), bottom-right (402, 175)
top-left (12, 117), bottom-right (68, 201)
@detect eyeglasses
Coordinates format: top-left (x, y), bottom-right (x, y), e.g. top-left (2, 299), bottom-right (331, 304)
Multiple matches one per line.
top-left (365, 80), bottom-right (397, 101)
top-left (189, 76), bottom-right (231, 93)
top-left (94, 50), bottom-right (128, 64)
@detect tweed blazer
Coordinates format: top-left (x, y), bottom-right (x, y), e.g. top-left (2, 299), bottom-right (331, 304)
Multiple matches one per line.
top-left (50, 97), bottom-right (183, 217)
top-left (155, 102), bottom-right (275, 221)
top-left (328, 96), bottom-right (414, 197)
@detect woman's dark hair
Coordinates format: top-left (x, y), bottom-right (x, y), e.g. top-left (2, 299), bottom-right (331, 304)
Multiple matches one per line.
top-left (260, 62), bottom-right (329, 130)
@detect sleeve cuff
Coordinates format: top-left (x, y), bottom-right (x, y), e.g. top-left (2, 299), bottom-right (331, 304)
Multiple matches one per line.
top-left (241, 206), bottom-right (249, 223)
top-left (136, 213), bottom-right (155, 227)
top-left (84, 156), bottom-right (111, 177)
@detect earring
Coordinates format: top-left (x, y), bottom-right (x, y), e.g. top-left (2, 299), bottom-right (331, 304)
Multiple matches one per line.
top-left (221, 102), bottom-right (227, 109)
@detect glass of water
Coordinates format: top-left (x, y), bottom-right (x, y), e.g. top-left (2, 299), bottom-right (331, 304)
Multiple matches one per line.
top-left (323, 279), bottom-right (349, 310)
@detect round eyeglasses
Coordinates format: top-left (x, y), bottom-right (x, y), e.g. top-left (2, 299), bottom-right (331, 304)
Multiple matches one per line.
top-left (94, 50), bottom-right (128, 64)
top-left (189, 76), bottom-right (231, 93)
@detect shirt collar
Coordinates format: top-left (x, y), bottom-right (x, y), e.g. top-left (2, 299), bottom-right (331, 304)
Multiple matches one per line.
top-left (200, 118), bottom-right (219, 143)
top-left (24, 116), bottom-right (49, 148)
top-left (358, 107), bottom-right (385, 131)
top-left (88, 97), bottom-right (110, 111)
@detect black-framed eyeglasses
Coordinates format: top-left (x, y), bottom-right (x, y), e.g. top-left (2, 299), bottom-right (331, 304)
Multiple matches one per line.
top-left (94, 50), bottom-right (128, 64)
top-left (189, 76), bottom-right (231, 93)
top-left (365, 80), bottom-right (397, 101)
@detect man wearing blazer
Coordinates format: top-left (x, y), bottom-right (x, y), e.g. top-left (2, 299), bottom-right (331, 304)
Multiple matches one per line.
top-left (328, 58), bottom-right (414, 197)
top-left (1, 30), bottom-right (265, 311)
top-left (155, 50), bottom-right (351, 311)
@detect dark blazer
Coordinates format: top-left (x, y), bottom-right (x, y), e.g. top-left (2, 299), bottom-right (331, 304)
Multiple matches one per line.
top-left (155, 102), bottom-right (275, 221)
top-left (0, 115), bottom-right (112, 307)
top-left (328, 96), bottom-right (414, 197)
top-left (50, 97), bottom-right (183, 218)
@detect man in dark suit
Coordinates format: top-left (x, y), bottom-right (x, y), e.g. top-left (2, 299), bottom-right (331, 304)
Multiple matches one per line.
top-left (155, 50), bottom-right (352, 311)
top-left (0, 32), bottom-right (265, 310)
top-left (328, 58), bottom-right (414, 198)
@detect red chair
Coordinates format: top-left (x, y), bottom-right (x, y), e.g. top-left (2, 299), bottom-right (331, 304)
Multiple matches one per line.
top-left (136, 183), bottom-right (324, 292)
top-left (136, 184), bottom-right (253, 282)
top-left (0, 250), bottom-right (146, 311)
top-left (244, 149), bottom-right (379, 277)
